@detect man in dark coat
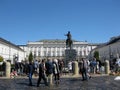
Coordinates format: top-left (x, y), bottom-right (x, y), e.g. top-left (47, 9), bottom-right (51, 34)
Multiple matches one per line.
top-left (37, 59), bottom-right (48, 87)
top-left (45, 59), bottom-right (54, 85)
top-left (28, 61), bottom-right (35, 86)
top-left (80, 58), bottom-right (88, 81)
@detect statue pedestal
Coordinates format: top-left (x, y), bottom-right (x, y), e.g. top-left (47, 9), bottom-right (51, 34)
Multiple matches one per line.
top-left (65, 49), bottom-right (77, 67)
top-left (65, 49), bottom-right (77, 64)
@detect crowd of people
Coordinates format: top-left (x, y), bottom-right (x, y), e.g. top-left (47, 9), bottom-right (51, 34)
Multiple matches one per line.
top-left (10, 56), bottom-right (120, 86)
top-left (110, 56), bottom-right (120, 73)
top-left (28, 58), bottom-right (65, 86)
top-left (10, 58), bottom-right (98, 85)
top-left (12, 58), bottom-right (64, 86)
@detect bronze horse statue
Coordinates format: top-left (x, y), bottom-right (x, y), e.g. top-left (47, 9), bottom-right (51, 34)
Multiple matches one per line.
top-left (65, 31), bottom-right (73, 49)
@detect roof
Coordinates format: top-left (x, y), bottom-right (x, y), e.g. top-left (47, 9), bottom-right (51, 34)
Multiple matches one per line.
top-left (28, 39), bottom-right (99, 45)
top-left (91, 35), bottom-right (120, 51)
top-left (37, 39), bottom-right (78, 43)
top-left (107, 35), bottom-right (120, 45)
top-left (0, 37), bottom-right (24, 51)
top-left (38, 39), bottom-right (66, 43)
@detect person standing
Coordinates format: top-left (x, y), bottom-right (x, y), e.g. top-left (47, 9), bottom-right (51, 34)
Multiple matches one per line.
top-left (37, 59), bottom-right (48, 87)
top-left (90, 58), bottom-right (97, 74)
top-left (86, 60), bottom-right (91, 79)
top-left (68, 61), bottom-right (72, 74)
top-left (58, 59), bottom-right (64, 76)
top-left (45, 58), bottom-right (54, 86)
top-left (115, 56), bottom-right (120, 72)
top-left (53, 59), bottom-right (60, 85)
top-left (34, 60), bottom-right (39, 75)
top-left (28, 61), bottom-right (35, 86)
top-left (81, 58), bottom-right (88, 81)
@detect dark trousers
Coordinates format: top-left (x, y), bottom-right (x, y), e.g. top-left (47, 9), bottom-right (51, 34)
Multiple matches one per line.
top-left (54, 73), bottom-right (60, 81)
top-left (29, 73), bottom-right (33, 85)
top-left (37, 73), bottom-right (48, 86)
top-left (81, 69), bottom-right (88, 80)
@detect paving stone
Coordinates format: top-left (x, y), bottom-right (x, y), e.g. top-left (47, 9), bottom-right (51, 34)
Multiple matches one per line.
top-left (0, 75), bottom-right (120, 90)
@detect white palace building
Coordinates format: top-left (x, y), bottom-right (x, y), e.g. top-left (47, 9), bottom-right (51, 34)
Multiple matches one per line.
top-left (0, 37), bottom-right (98, 64)
top-left (19, 39), bottom-right (98, 61)
top-left (1, 35), bottom-right (120, 64)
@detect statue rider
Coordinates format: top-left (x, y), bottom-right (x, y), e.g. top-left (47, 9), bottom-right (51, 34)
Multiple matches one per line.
top-left (65, 31), bottom-right (72, 48)
top-left (65, 31), bottom-right (71, 40)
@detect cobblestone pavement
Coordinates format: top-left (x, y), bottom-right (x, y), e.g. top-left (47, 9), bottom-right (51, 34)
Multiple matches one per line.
top-left (0, 75), bottom-right (120, 90)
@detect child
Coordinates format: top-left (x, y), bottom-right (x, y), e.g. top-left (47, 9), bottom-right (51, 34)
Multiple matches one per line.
top-left (10, 69), bottom-right (18, 78)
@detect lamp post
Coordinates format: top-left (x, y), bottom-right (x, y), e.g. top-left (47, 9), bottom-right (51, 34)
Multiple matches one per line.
top-left (109, 46), bottom-right (112, 60)
top-left (9, 43), bottom-right (11, 60)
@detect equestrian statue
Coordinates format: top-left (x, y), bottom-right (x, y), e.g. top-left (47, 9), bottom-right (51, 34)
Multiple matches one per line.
top-left (65, 31), bottom-right (73, 49)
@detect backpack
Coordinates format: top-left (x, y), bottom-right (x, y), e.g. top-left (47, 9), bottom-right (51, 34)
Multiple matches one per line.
top-left (45, 62), bottom-right (53, 75)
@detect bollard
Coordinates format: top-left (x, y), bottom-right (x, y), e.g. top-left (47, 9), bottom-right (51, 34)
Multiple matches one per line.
top-left (101, 66), bottom-right (105, 74)
top-left (5, 61), bottom-right (11, 78)
top-left (105, 60), bottom-right (110, 74)
top-left (47, 74), bottom-right (53, 86)
top-left (73, 61), bottom-right (79, 76)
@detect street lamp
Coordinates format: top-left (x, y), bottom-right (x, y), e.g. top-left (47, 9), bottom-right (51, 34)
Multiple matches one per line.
top-left (109, 45), bottom-right (112, 60)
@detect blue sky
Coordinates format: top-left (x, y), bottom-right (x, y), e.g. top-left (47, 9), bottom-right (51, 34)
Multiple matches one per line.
top-left (0, 0), bottom-right (120, 45)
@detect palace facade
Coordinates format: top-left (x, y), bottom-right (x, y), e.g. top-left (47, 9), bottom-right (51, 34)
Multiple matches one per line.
top-left (19, 39), bottom-right (98, 61)
top-left (0, 37), bottom-right (99, 63)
